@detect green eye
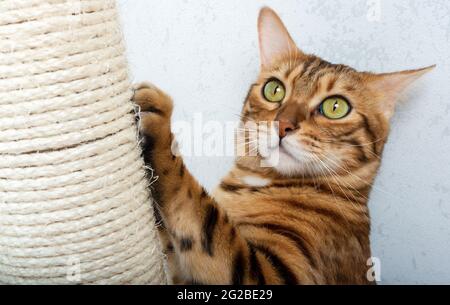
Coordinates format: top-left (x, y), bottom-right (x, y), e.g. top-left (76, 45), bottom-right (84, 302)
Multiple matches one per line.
top-left (263, 79), bottom-right (286, 103)
top-left (319, 96), bottom-right (351, 120)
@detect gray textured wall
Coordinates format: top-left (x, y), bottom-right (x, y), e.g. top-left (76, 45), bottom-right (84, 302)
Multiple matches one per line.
top-left (118, 0), bottom-right (450, 284)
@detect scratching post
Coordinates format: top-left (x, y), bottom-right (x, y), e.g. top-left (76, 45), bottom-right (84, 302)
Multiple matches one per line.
top-left (0, 0), bottom-right (166, 284)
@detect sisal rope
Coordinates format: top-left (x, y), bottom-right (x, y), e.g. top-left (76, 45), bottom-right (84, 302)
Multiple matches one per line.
top-left (0, 0), bottom-right (167, 284)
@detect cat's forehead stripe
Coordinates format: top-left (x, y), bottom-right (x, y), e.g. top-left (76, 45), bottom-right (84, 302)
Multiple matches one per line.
top-left (286, 63), bottom-right (305, 81)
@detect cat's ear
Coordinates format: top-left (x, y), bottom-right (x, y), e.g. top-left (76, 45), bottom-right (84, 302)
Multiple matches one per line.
top-left (258, 7), bottom-right (301, 69)
top-left (368, 65), bottom-right (435, 120)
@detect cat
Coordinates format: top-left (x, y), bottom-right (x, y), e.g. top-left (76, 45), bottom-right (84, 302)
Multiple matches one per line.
top-left (132, 7), bottom-right (434, 285)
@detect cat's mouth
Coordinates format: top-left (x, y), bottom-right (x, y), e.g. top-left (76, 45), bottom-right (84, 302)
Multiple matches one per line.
top-left (257, 127), bottom-right (318, 175)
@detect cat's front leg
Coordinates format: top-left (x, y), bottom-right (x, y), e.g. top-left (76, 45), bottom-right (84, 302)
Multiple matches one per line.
top-left (133, 83), bottom-right (256, 284)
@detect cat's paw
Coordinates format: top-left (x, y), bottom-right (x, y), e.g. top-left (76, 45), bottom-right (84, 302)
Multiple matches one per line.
top-left (133, 82), bottom-right (173, 146)
top-left (133, 82), bottom-right (173, 117)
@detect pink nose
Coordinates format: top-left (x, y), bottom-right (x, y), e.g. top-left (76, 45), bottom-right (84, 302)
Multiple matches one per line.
top-left (279, 120), bottom-right (296, 139)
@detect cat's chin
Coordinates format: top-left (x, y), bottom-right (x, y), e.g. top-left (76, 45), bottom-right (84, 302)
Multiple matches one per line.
top-left (260, 146), bottom-right (317, 177)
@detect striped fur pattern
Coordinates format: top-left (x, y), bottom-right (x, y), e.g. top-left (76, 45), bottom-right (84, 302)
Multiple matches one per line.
top-left (133, 8), bottom-right (433, 285)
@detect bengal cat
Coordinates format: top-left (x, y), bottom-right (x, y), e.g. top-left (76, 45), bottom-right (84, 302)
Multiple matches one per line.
top-left (133, 7), bottom-right (433, 285)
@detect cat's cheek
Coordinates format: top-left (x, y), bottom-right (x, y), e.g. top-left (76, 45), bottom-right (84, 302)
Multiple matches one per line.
top-left (258, 138), bottom-right (273, 159)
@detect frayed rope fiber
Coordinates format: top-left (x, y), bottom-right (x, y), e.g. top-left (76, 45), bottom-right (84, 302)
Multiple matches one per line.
top-left (0, 0), bottom-right (167, 284)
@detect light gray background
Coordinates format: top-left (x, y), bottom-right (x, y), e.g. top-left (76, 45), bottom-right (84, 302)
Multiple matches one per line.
top-left (117, 0), bottom-right (450, 284)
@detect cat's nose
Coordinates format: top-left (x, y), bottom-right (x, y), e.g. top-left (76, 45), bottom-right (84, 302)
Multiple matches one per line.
top-left (278, 120), bottom-right (297, 139)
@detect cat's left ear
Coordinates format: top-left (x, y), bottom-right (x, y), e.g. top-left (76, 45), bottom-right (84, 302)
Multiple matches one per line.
top-left (368, 65), bottom-right (436, 120)
top-left (258, 7), bottom-right (302, 69)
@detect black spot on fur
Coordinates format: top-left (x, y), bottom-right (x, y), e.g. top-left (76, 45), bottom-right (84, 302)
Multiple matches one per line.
top-left (142, 136), bottom-right (155, 163)
top-left (220, 182), bottom-right (243, 193)
top-left (232, 249), bottom-right (246, 285)
top-left (230, 227), bottom-right (237, 243)
top-left (179, 164), bottom-right (185, 177)
top-left (165, 243), bottom-right (175, 254)
top-left (248, 243), bottom-right (265, 285)
top-left (202, 204), bottom-right (219, 256)
top-left (179, 237), bottom-right (194, 252)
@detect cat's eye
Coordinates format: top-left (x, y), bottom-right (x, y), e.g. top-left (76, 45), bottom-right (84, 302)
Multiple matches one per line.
top-left (263, 79), bottom-right (286, 103)
top-left (319, 96), bottom-right (351, 120)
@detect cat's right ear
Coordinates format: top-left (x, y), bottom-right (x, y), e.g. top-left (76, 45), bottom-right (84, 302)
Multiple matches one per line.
top-left (368, 65), bottom-right (436, 120)
top-left (258, 7), bottom-right (301, 69)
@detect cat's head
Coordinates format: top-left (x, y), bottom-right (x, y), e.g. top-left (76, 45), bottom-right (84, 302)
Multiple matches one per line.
top-left (240, 7), bottom-right (434, 177)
